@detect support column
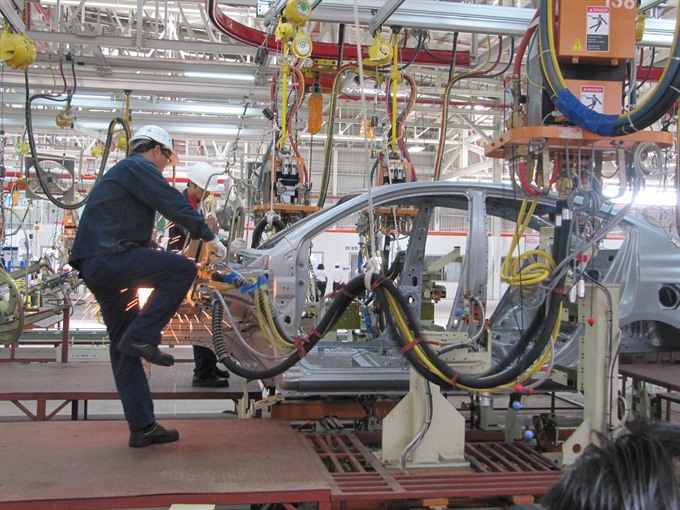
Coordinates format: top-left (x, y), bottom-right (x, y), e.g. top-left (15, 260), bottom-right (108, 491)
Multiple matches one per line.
top-left (561, 284), bottom-right (620, 466)
top-left (382, 370), bottom-right (468, 469)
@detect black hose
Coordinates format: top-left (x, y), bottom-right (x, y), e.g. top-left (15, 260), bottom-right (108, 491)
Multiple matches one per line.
top-left (385, 250), bottom-right (406, 280)
top-left (373, 205), bottom-right (571, 390)
top-left (212, 209), bottom-right (570, 388)
top-left (25, 62), bottom-right (129, 209)
top-left (251, 216), bottom-right (286, 248)
top-left (373, 273), bottom-right (562, 390)
top-left (211, 275), bottom-right (367, 380)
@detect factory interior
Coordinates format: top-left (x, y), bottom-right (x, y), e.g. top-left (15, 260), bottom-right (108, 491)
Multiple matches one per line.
top-left (1, 0), bottom-right (679, 508)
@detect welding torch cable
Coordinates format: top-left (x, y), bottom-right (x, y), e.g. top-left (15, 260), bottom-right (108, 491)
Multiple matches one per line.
top-left (213, 274), bottom-right (373, 380)
top-left (496, 304), bottom-right (561, 392)
top-left (285, 66), bottom-right (310, 183)
top-left (384, 283), bottom-right (541, 393)
top-left (24, 113), bottom-right (128, 210)
top-left (381, 279), bottom-right (502, 388)
top-left (254, 287), bottom-right (295, 351)
top-left (213, 291), bottom-right (293, 361)
top-left (516, 158), bottom-right (541, 196)
top-left (391, 280), bottom-right (563, 391)
top-left (374, 218), bottom-right (570, 390)
top-left (28, 59), bottom-right (72, 103)
top-left (211, 294), bottom-right (306, 380)
top-left (384, 291), bottom-right (451, 383)
top-left (377, 284), bottom-right (479, 389)
top-left (386, 32), bottom-right (402, 154)
top-left (256, 286), bottom-right (296, 350)
top-left (236, 280), bottom-right (276, 348)
top-left (253, 297), bottom-right (289, 353)
top-left (386, 74), bottom-right (416, 145)
top-left (378, 289), bottom-right (445, 379)
top-left (505, 252), bottom-right (555, 287)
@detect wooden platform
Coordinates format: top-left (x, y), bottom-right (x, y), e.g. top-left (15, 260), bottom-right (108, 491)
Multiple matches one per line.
top-left (619, 363), bottom-right (680, 422)
top-left (0, 419), bottom-right (331, 509)
top-left (0, 362), bottom-right (262, 421)
top-left (619, 363), bottom-right (680, 392)
top-left (0, 419), bottom-right (563, 510)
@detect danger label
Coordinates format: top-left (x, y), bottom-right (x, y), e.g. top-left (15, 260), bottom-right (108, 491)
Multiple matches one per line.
top-left (586, 6), bottom-right (610, 52)
top-left (581, 85), bottom-right (605, 113)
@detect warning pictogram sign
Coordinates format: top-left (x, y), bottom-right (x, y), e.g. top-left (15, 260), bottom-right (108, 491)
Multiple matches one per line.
top-left (580, 85), bottom-right (605, 114)
top-left (586, 6), bottom-right (610, 52)
top-left (572, 39), bottom-right (584, 51)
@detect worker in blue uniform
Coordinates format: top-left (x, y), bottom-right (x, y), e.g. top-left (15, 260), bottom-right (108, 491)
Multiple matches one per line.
top-left (167, 161), bottom-right (230, 388)
top-left (69, 125), bottom-right (227, 448)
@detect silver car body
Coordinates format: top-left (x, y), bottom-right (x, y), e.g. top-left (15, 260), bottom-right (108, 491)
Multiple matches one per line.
top-left (220, 182), bottom-right (679, 395)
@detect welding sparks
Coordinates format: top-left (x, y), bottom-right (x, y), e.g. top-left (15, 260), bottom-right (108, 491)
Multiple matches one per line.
top-left (137, 288), bottom-right (153, 308)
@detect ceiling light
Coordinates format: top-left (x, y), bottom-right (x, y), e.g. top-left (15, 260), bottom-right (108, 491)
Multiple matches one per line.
top-left (184, 72), bottom-right (254, 81)
top-left (409, 146), bottom-right (426, 153)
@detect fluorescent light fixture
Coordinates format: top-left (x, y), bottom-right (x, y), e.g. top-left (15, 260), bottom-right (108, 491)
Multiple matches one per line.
top-left (173, 126), bottom-right (241, 136)
top-left (188, 104), bottom-right (244, 115)
top-left (356, 87), bottom-right (411, 98)
top-left (184, 72), bottom-right (254, 81)
top-left (75, 94), bottom-right (114, 100)
top-left (409, 146), bottom-right (426, 153)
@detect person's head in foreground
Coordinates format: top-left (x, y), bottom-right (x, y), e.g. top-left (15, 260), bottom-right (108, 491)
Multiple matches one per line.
top-left (541, 420), bottom-right (680, 510)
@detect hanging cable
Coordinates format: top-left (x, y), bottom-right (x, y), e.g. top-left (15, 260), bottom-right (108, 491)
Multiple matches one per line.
top-left (24, 57), bottom-right (128, 209)
top-left (434, 35), bottom-right (504, 180)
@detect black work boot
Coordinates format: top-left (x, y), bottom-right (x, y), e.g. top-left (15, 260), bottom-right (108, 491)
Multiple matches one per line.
top-left (129, 422), bottom-right (179, 447)
top-left (192, 375), bottom-right (230, 388)
top-left (117, 335), bottom-right (175, 366)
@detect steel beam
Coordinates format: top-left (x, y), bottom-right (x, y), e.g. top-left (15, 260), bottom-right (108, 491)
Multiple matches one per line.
top-left (26, 30), bottom-right (255, 56)
top-left (0, 0), bottom-right (25, 32)
top-left (368, 0), bottom-right (408, 35)
top-left (262, 0), bottom-right (288, 28)
top-left (233, 0), bottom-right (676, 47)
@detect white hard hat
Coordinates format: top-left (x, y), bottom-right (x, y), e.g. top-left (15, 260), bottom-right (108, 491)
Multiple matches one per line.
top-left (130, 125), bottom-right (179, 164)
top-left (188, 162), bottom-right (221, 191)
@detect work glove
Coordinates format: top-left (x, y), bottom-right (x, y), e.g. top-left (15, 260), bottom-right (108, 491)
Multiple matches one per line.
top-left (206, 238), bottom-right (227, 264)
top-left (229, 237), bottom-right (247, 254)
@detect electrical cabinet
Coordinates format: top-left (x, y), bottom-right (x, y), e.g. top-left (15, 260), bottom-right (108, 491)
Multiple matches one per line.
top-left (556, 0), bottom-right (638, 64)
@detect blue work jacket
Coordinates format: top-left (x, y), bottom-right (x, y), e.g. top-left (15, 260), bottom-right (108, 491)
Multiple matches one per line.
top-left (69, 153), bottom-right (215, 267)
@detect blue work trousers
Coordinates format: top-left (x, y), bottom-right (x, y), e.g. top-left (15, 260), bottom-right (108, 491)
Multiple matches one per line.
top-left (78, 247), bottom-right (197, 431)
top-left (193, 345), bottom-right (218, 379)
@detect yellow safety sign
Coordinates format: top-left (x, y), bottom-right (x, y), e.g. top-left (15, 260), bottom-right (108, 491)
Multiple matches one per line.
top-left (572, 39), bottom-right (584, 51)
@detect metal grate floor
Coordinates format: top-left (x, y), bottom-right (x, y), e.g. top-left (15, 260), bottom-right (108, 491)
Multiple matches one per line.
top-left (306, 433), bottom-right (563, 507)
